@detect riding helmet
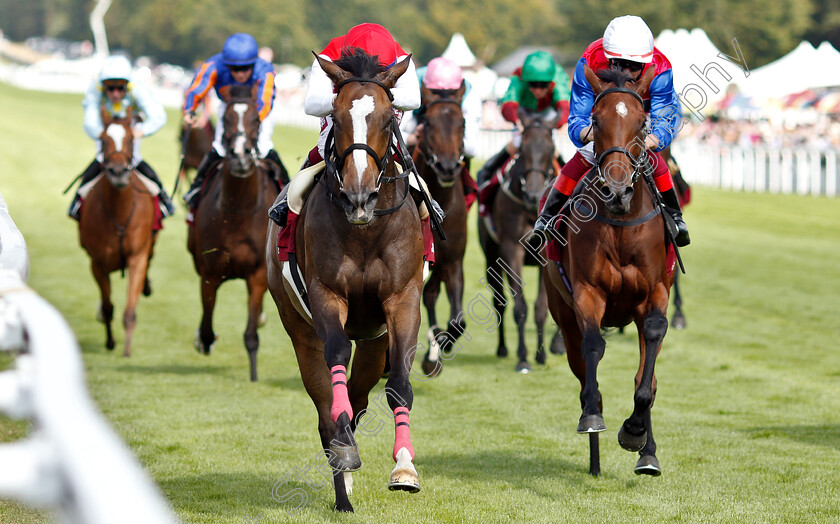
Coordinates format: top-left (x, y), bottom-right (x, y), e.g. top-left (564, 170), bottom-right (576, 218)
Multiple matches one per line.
top-left (222, 33), bottom-right (259, 66)
top-left (424, 57), bottom-right (463, 90)
top-left (99, 55), bottom-right (133, 82)
top-left (521, 51), bottom-right (556, 83)
top-left (603, 15), bottom-right (654, 64)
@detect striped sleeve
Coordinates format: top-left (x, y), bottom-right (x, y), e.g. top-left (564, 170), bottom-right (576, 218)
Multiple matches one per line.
top-left (184, 62), bottom-right (217, 114)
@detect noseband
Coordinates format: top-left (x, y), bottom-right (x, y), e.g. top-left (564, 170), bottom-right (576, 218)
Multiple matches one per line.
top-left (591, 87), bottom-right (648, 185)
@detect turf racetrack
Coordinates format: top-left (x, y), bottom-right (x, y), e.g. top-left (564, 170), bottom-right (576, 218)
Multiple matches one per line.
top-left (1, 82), bottom-right (839, 523)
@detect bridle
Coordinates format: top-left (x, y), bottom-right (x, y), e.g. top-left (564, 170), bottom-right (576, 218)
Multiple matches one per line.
top-left (417, 98), bottom-right (465, 183)
top-left (223, 101), bottom-right (260, 177)
top-left (502, 119), bottom-right (555, 207)
top-left (591, 87), bottom-right (649, 186)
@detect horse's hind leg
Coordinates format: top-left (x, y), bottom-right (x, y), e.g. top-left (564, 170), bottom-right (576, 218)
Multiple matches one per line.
top-left (618, 308), bottom-right (667, 466)
top-left (122, 254), bottom-right (150, 357)
top-left (534, 272), bottom-right (548, 365)
top-left (196, 277), bottom-right (221, 354)
top-left (671, 271), bottom-right (686, 330)
top-left (441, 261), bottom-right (467, 354)
top-left (244, 271), bottom-right (267, 382)
top-left (91, 263), bottom-right (115, 350)
top-left (484, 258), bottom-right (508, 358)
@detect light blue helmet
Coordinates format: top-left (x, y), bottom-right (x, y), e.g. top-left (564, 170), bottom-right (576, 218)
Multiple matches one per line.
top-left (222, 33), bottom-right (258, 66)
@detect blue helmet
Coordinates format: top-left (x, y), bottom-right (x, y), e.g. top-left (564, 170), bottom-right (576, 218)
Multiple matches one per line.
top-left (222, 33), bottom-right (258, 66)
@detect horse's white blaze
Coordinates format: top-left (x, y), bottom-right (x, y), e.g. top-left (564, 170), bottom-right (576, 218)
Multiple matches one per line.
top-left (616, 101), bottom-right (628, 118)
top-left (106, 123), bottom-right (126, 152)
top-left (233, 103), bottom-right (249, 155)
top-left (350, 95), bottom-right (375, 181)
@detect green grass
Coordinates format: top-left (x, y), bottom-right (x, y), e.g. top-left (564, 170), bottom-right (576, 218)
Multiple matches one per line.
top-left (1, 80), bottom-right (840, 523)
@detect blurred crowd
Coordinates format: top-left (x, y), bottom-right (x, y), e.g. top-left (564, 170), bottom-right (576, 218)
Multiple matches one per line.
top-left (679, 114), bottom-right (840, 150)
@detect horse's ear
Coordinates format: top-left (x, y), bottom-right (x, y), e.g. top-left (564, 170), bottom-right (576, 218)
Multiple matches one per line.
top-left (632, 66), bottom-right (656, 97)
top-left (517, 105), bottom-right (531, 125)
top-left (420, 82), bottom-right (432, 101)
top-left (378, 54), bottom-right (411, 88)
top-left (314, 51), bottom-right (351, 85)
top-left (454, 80), bottom-right (466, 103)
top-left (584, 65), bottom-right (608, 95)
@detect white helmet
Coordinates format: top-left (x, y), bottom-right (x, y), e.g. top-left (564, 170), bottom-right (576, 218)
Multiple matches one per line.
top-left (99, 55), bottom-right (133, 82)
top-left (603, 15), bottom-right (654, 64)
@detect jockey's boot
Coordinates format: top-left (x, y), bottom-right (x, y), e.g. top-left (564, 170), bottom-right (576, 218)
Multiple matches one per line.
top-left (184, 149), bottom-right (223, 210)
top-left (476, 148), bottom-right (510, 186)
top-left (268, 158), bottom-right (314, 227)
top-left (527, 186), bottom-right (569, 250)
top-left (661, 187), bottom-right (690, 247)
top-left (409, 185), bottom-right (445, 224)
top-left (263, 149), bottom-right (290, 188)
top-left (136, 161), bottom-right (176, 217)
top-left (68, 159), bottom-right (102, 220)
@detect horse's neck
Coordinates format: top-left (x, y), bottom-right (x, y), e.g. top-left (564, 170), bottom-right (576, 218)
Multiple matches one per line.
top-left (219, 165), bottom-right (261, 210)
top-left (102, 176), bottom-right (136, 219)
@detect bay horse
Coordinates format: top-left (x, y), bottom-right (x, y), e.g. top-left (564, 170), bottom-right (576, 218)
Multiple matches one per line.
top-left (266, 49), bottom-right (423, 512)
top-left (79, 106), bottom-right (157, 356)
top-left (477, 108), bottom-right (560, 372)
top-left (413, 82), bottom-right (469, 377)
top-left (187, 84), bottom-right (278, 382)
top-left (542, 65), bottom-right (675, 476)
top-left (177, 117), bottom-right (214, 189)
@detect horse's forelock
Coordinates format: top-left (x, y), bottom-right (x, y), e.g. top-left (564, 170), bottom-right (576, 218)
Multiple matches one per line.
top-left (228, 84), bottom-right (254, 103)
top-left (595, 68), bottom-right (635, 89)
top-left (335, 48), bottom-right (386, 78)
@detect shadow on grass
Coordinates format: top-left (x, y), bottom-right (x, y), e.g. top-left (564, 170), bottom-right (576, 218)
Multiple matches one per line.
top-left (745, 424), bottom-right (840, 451)
top-left (116, 363), bottom-right (232, 376)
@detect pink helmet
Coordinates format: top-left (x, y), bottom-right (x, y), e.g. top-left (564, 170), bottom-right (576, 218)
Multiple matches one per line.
top-left (424, 57), bottom-right (463, 90)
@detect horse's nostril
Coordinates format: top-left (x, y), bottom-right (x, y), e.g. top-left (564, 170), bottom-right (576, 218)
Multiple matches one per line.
top-left (624, 187), bottom-right (634, 197)
top-left (366, 191), bottom-right (379, 206)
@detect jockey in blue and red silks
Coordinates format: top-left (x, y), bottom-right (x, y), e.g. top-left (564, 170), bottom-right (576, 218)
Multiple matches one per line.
top-left (267, 22), bottom-right (443, 228)
top-left (532, 15), bottom-right (690, 247)
top-left (182, 33), bottom-right (288, 213)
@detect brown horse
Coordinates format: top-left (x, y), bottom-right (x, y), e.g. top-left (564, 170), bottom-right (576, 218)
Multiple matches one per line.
top-left (478, 109), bottom-right (560, 372)
top-left (413, 83), bottom-right (470, 376)
top-left (187, 84), bottom-right (278, 382)
top-left (177, 118), bottom-right (214, 188)
top-left (542, 66), bottom-right (674, 476)
top-left (79, 106), bottom-right (157, 356)
top-left (266, 50), bottom-right (423, 512)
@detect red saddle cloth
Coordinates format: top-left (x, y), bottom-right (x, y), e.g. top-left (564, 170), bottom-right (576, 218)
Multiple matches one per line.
top-left (276, 213), bottom-right (435, 264)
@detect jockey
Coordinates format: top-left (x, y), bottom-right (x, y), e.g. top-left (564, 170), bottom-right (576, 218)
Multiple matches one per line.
top-left (531, 15), bottom-right (690, 247)
top-left (182, 33), bottom-right (288, 212)
top-left (402, 56), bottom-right (482, 162)
top-left (69, 55), bottom-right (174, 221)
top-left (475, 50), bottom-right (571, 185)
top-left (268, 23), bottom-right (443, 227)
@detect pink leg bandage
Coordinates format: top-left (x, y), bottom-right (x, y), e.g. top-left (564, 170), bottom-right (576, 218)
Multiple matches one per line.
top-left (330, 365), bottom-right (352, 423)
top-left (392, 408), bottom-right (415, 461)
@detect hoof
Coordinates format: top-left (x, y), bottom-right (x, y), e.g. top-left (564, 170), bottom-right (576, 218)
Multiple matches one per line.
top-left (421, 357), bottom-right (442, 378)
top-left (106, 339), bottom-right (115, 351)
top-left (618, 423), bottom-right (647, 452)
top-left (142, 278), bottom-right (152, 297)
top-left (536, 349), bottom-right (546, 365)
top-left (515, 360), bottom-right (531, 374)
top-left (334, 502), bottom-right (354, 513)
top-left (388, 449), bottom-right (420, 493)
top-left (577, 413), bottom-right (606, 433)
top-left (671, 312), bottom-right (686, 330)
top-left (329, 443), bottom-right (361, 472)
top-left (193, 330), bottom-right (217, 355)
top-left (497, 345), bottom-right (508, 358)
top-left (549, 330), bottom-right (566, 355)
top-left (634, 454), bottom-right (661, 476)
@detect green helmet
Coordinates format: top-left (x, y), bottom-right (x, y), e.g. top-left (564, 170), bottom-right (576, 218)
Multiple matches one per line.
top-left (521, 51), bottom-right (556, 83)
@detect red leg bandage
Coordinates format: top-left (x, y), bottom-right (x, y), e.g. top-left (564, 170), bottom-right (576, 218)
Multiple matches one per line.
top-left (330, 365), bottom-right (352, 423)
top-left (393, 408), bottom-right (415, 461)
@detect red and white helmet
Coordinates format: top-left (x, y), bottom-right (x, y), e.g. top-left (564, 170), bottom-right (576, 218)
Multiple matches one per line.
top-left (424, 57), bottom-right (463, 90)
top-left (603, 15), bottom-right (654, 64)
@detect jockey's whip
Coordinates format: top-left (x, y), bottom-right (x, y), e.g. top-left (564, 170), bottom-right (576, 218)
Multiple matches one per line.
top-left (172, 121), bottom-right (192, 196)
top-left (63, 173), bottom-right (84, 194)
top-left (391, 119), bottom-right (447, 240)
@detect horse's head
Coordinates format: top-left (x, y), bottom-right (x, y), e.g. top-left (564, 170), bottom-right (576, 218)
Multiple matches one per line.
top-left (513, 107), bottom-right (559, 212)
top-left (99, 106), bottom-right (135, 189)
top-left (221, 85), bottom-right (260, 177)
top-left (585, 65), bottom-right (654, 215)
top-left (418, 83), bottom-right (466, 186)
top-left (316, 49), bottom-right (410, 225)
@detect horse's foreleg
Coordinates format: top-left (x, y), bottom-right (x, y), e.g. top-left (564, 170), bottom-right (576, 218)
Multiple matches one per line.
top-left (500, 244), bottom-right (529, 372)
top-left (383, 285), bottom-right (422, 493)
top-left (442, 261), bottom-right (467, 355)
top-left (485, 260), bottom-right (508, 358)
top-left (310, 285), bottom-right (359, 473)
top-left (534, 272), bottom-right (548, 365)
top-left (618, 304), bottom-right (667, 456)
top-left (244, 271), bottom-right (267, 382)
top-left (574, 289), bottom-right (607, 433)
top-left (91, 263), bottom-right (115, 350)
top-left (122, 254), bottom-right (149, 357)
top-left (196, 278), bottom-right (220, 354)
top-left (421, 272), bottom-right (443, 376)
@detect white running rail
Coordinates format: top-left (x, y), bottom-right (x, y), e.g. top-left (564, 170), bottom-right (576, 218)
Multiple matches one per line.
top-left (0, 191), bottom-right (179, 523)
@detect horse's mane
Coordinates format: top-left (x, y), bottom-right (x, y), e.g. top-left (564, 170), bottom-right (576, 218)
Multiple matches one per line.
top-left (335, 47), bottom-right (386, 78)
top-left (595, 68), bottom-right (636, 88)
top-left (228, 84), bottom-right (253, 101)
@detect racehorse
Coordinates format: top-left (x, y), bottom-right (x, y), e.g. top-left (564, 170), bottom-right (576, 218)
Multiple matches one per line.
top-left (542, 65), bottom-right (675, 476)
top-left (79, 106), bottom-right (157, 357)
top-left (266, 49), bottom-right (424, 512)
top-left (413, 82), bottom-right (469, 376)
top-left (187, 84), bottom-right (278, 382)
top-left (478, 108), bottom-right (560, 372)
top-left (176, 118), bottom-right (214, 189)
